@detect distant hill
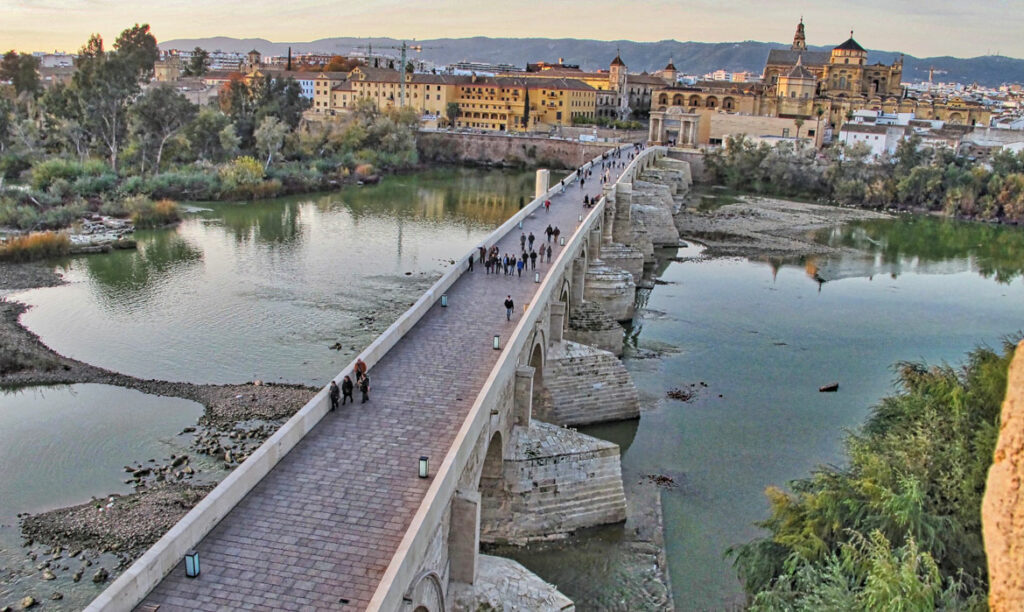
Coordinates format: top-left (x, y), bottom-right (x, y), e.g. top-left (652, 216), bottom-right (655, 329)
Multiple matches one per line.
top-left (159, 36), bottom-right (1024, 87)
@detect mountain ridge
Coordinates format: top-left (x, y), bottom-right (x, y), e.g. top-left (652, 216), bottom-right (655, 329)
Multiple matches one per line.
top-left (159, 36), bottom-right (1024, 87)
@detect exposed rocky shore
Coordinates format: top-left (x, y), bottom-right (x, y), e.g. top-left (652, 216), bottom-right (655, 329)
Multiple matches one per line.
top-left (0, 262), bottom-right (316, 610)
top-left (674, 192), bottom-right (890, 258)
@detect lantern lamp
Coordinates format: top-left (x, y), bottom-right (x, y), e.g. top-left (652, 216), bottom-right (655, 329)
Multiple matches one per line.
top-left (419, 456), bottom-right (429, 478)
top-left (184, 550), bottom-right (200, 578)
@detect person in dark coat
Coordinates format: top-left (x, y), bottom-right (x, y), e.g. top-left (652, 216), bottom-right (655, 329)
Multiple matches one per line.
top-left (329, 381), bottom-right (340, 411)
top-left (359, 374), bottom-right (370, 403)
top-left (504, 295), bottom-right (514, 320)
top-left (529, 249), bottom-right (537, 270)
top-left (341, 376), bottom-right (354, 405)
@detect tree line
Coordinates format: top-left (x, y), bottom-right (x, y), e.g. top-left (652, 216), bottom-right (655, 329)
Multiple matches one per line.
top-left (0, 25), bottom-right (420, 231)
top-left (705, 135), bottom-right (1024, 224)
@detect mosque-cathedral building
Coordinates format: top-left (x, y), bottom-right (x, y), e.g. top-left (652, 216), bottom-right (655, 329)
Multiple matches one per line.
top-left (649, 19), bottom-right (991, 147)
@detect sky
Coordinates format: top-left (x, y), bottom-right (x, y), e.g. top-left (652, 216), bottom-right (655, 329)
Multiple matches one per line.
top-left (3, 0), bottom-right (1024, 59)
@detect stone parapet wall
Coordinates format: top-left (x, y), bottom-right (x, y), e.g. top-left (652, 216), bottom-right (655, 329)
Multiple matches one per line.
top-left (481, 421), bottom-right (627, 544)
top-left (417, 131), bottom-right (615, 169)
top-left (538, 341), bottom-right (640, 426)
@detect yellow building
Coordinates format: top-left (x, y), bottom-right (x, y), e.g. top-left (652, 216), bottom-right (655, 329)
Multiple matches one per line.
top-left (310, 66), bottom-right (596, 132)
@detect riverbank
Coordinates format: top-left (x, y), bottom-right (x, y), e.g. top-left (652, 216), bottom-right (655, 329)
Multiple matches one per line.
top-left (0, 263), bottom-right (316, 609)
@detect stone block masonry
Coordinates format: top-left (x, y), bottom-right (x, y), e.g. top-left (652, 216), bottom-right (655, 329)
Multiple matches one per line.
top-left (584, 261), bottom-right (637, 322)
top-left (481, 421), bottom-right (627, 544)
top-left (417, 131), bottom-right (615, 169)
top-left (538, 340), bottom-right (640, 426)
top-left (448, 555), bottom-right (574, 611)
top-left (567, 300), bottom-right (624, 357)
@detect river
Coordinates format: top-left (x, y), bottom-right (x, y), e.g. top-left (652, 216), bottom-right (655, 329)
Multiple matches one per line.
top-left (6, 170), bottom-right (1024, 610)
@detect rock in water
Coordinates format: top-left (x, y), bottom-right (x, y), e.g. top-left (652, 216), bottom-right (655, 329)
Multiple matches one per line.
top-left (92, 567), bottom-right (109, 583)
top-left (50, 593), bottom-right (63, 601)
top-left (41, 569), bottom-right (55, 580)
top-left (19, 596), bottom-right (37, 609)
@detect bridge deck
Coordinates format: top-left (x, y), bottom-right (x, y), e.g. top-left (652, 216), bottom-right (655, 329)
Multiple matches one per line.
top-left (141, 151), bottom-right (629, 611)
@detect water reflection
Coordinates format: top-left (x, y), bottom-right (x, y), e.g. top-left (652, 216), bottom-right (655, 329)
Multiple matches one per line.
top-left (81, 231), bottom-right (202, 304)
top-left (16, 167), bottom-right (538, 385)
top-left (806, 216), bottom-right (1024, 283)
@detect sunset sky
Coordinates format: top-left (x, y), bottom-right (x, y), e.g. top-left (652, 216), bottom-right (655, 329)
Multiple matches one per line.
top-left (4, 0), bottom-right (1024, 58)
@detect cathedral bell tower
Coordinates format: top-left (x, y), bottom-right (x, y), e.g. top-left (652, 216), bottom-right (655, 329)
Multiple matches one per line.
top-left (792, 17), bottom-right (807, 51)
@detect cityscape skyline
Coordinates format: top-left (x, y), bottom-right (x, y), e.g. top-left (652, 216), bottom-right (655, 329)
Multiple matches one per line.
top-left (3, 0), bottom-right (1024, 59)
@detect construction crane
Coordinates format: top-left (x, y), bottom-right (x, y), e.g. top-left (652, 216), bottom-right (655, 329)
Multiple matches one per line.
top-left (362, 41), bottom-right (439, 108)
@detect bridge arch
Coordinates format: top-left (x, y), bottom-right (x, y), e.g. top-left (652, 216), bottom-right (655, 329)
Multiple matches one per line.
top-left (402, 569), bottom-right (445, 611)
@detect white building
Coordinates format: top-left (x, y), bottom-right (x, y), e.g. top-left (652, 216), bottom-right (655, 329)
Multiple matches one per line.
top-left (838, 123), bottom-right (906, 157)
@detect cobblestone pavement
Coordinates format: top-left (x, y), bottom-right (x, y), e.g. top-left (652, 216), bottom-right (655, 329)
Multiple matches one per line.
top-left (140, 147), bottom-right (636, 611)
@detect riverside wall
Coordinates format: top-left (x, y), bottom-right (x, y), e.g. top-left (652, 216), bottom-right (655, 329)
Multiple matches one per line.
top-left (418, 131), bottom-right (616, 169)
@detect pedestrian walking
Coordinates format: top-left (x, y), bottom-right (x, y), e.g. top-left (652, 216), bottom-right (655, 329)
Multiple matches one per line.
top-left (479, 245), bottom-right (486, 264)
top-left (468, 255), bottom-right (474, 272)
top-left (504, 295), bottom-right (514, 320)
top-left (341, 375), bottom-right (354, 405)
top-left (520, 232), bottom-right (526, 250)
top-left (528, 232), bottom-right (535, 250)
top-left (517, 258), bottom-right (524, 277)
top-left (530, 250), bottom-right (537, 270)
top-left (355, 358), bottom-right (367, 384)
top-left (329, 380), bottom-right (340, 411)
top-left (553, 226), bottom-right (561, 243)
top-left (545, 199), bottom-right (551, 212)
top-left (359, 374), bottom-right (370, 403)
top-left (545, 225), bottom-right (553, 242)
top-left (546, 244), bottom-right (553, 262)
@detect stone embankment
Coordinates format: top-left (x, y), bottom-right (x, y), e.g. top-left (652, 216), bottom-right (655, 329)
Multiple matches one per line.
top-left (417, 131), bottom-right (615, 169)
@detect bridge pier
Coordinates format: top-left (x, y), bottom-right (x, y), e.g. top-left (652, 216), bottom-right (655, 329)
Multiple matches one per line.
top-left (448, 492), bottom-right (481, 584)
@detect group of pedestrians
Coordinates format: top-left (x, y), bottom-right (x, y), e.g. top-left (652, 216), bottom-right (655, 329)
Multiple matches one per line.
top-left (329, 357), bottom-right (371, 411)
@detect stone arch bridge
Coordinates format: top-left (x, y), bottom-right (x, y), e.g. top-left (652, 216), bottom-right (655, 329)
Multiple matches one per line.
top-left (89, 143), bottom-right (693, 611)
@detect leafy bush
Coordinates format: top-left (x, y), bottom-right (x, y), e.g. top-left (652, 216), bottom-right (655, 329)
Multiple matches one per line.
top-left (0, 231), bottom-right (71, 262)
top-left (125, 196), bottom-right (181, 228)
top-left (0, 154), bottom-right (32, 180)
top-left (220, 156), bottom-right (263, 189)
top-left (72, 173), bottom-right (118, 196)
top-left (30, 158), bottom-right (108, 191)
top-left (730, 341), bottom-right (1017, 609)
top-left (143, 171), bottom-right (220, 200)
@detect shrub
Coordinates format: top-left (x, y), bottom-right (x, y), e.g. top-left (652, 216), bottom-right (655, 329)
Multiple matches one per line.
top-left (30, 158), bottom-right (108, 191)
top-left (71, 173), bottom-right (118, 196)
top-left (0, 231), bottom-right (71, 262)
top-left (0, 154), bottom-right (32, 180)
top-left (38, 203), bottom-right (87, 230)
top-left (126, 196), bottom-right (181, 228)
top-left (143, 171), bottom-right (220, 201)
top-left (353, 163), bottom-right (374, 177)
top-left (220, 156), bottom-right (263, 189)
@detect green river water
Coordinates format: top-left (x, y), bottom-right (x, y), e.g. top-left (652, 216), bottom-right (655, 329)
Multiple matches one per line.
top-left (4, 169), bottom-right (1024, 609)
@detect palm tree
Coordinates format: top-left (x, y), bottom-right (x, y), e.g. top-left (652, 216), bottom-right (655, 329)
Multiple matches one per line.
top-left (794, 117), bottom-right (805, 141)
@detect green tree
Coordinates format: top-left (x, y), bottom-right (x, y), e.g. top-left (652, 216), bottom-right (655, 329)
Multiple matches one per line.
top-left (445, 102), bottom-right (459, 129)
top-left (254, 115), bottom-right (287, 170)
top-left (184, 47), bottom-right (210, 77)
top-left (1, 51), bottom-right (41, 97)
top-left (522, 87), bottom-right (530, 130)
top-left (113, 23), bottom-right (159, 80)
top-left (794, 117), bottom-right (805, 140)
top-left (184, 107), bottom-right (231, 161)
top-left (130, 84), bottom-right (196, 172)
